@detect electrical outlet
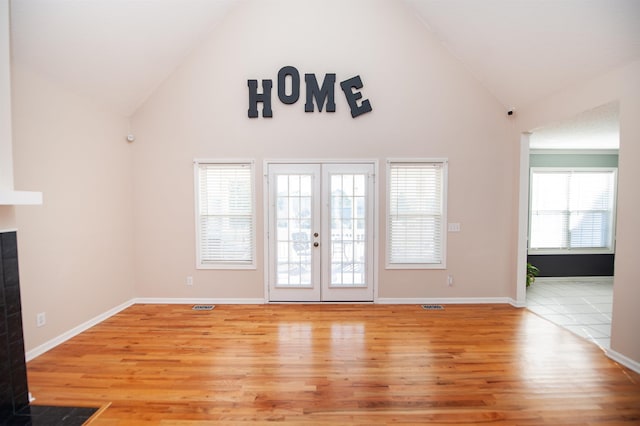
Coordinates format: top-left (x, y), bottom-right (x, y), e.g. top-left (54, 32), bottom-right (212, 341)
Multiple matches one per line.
top-left (448, 223), bottom-right (461, 232)
top-left (447, 275), bottom-right (454, 287)
top-left (36, 312), bottom-right (46, 327)
top-left (186, 276), bottom-right (193, 286)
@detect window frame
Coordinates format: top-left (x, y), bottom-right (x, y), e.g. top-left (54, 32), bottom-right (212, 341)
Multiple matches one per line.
top-left (385, 158), bottom-right (448, 270)
top-left (528, 166), bottom-right (617, 255)
top-left (194, 159), bottom-right (257, 270)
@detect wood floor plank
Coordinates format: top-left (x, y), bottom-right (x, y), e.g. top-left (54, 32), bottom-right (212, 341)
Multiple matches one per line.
top-left (26, 304), bottom-right (640, 424)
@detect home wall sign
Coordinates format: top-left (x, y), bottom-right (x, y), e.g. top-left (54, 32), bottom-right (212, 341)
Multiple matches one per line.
top-left (248, 66), bottom-right (372, 119)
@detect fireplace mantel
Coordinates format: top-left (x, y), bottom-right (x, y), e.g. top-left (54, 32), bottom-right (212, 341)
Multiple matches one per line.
top-left (0, 190), bottom-right (42, 206)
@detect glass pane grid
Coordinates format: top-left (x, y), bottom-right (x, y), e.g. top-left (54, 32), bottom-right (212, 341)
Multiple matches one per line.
top-left (276, 174), bottom-right (313, 287)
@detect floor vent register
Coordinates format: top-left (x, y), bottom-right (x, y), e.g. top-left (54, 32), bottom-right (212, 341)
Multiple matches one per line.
top-left (421, 304), bottom-right (444, 310)
top-left (192, 305), bottom-right (215, 311)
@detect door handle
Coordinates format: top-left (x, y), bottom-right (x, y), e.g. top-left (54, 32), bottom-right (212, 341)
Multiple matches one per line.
top-left (313, 242), bottom-right (319, 247)
top-left (314, 232), bottom-right (319, 237)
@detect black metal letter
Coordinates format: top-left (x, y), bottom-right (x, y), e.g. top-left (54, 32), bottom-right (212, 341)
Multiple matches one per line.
top-left (340, 75), bottom-right (372, 118)
top-left (248, 79), bottom-right (273, 118)
top-left (277, 66), bottom-right (300, 105)
top-left (304, 73), bottom-right (336, 113)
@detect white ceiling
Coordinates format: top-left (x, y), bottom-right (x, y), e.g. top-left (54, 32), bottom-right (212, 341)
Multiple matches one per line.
top-left (9, 0), bottom-right (640, 117)
top-left (530, 101), bottom-right (620, 150)
top-left (9, 0), bottom-right (235, 116)
top-left (406, 0), bottom-right (640, 111)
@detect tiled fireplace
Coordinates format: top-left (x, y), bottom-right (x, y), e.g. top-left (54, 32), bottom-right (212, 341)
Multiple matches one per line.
top-left (0, 231), bottom-right (100, 425)
top-left (0, 230), bottom-right (29, 419)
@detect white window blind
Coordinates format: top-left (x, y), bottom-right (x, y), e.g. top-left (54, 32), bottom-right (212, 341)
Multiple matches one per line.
top-left (387, 160), bottom-right (446, 268)
top-left (529, 168), bottom-right (616, 252)
top-left (195, 161), bottom-right (255, 268)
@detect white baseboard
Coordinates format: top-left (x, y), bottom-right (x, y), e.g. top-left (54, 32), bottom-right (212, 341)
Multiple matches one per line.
top-left (134, 297), bottom-right (266, 305)
top-left (509, 298), bottom-right (526, 308)
top-left (605, 348), bottom-right (640, 375)
top-left (25, 298), bottom-right (135, 361)
top-left (376, 297), bottom-right (515, 305)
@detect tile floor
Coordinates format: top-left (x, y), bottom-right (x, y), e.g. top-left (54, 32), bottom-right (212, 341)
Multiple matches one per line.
top-left (526, 277), bottom-right (613, 349)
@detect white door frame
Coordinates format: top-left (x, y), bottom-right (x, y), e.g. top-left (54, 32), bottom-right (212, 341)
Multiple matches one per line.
top-left (263, 159), bottom-right (378, 302)
top-left (515, 133), bottom-right (531, 307)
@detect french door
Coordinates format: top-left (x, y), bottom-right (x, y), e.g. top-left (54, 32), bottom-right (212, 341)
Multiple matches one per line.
top-left (267, 162), bottom-right (375, 302)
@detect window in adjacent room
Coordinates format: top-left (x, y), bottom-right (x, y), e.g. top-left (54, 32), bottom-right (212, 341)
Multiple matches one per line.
top-left (194, 160), bottom-right (256, 269)
top-left (386, 159), bottom-right (447, 269)
top-left (529, 168), bottom-right (617, 253)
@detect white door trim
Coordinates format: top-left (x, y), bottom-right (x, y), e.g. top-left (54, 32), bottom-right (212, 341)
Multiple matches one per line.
top-left (515, 133), bottom-right (531, 307)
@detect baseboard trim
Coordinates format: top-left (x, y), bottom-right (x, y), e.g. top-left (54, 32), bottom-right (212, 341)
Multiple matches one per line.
top-left (605, 348), bottom-right (640, 374)
top-left (509, 298), bottom-right (526, 308)
top-left (376, 297), bottom-right (516, 305)
top-left (25, 298), bottom-right (135, 362)
top-left (134, 297), bottom-right (266, 305)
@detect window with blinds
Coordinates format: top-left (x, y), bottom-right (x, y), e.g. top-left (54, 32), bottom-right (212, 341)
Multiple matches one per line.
top-left (195, 161), bottom-right (255, 269)
top-left (529, 168), bottom-right (617, 253)
top-left (387, 160), bottom-right (447, 269)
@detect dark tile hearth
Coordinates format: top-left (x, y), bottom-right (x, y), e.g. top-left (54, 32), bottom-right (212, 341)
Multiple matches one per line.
top-left (2, 405), bottom-right (98, 426)
top-left (1, 231), bottom-right (30, 421)
top-left (2, 230), bottom-right (101, 424)
top-left (1, 232), bottom-right (99, 425)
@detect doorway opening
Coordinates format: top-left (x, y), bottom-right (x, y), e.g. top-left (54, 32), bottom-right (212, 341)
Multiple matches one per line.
top-left (519, 102), bottom-right (619, 348)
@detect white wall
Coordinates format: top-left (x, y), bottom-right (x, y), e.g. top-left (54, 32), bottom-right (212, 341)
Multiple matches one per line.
top-left (131, 0), bottom-right (518, 301)
top-left (11, 64), bottom-right (135, 352)
top-left (517, 59), bottom-right (640, 365)
top-left (0, 0), bottom-right (13, 193)
top-left (0, 0), bottom-right (16, 229)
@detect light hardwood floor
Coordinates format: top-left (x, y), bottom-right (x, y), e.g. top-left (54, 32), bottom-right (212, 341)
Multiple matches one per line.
top-left (26, 304), bottom-right (640, 425)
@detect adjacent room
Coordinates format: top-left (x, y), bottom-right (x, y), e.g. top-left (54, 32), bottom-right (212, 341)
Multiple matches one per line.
top-left (526, 102), bottom-right (619, 349)
top-left (1, 0), bottom-right (639, 423)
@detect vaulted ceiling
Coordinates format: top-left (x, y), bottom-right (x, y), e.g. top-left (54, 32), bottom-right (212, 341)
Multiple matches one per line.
top-left (9, 0), bottom-right (640, 117)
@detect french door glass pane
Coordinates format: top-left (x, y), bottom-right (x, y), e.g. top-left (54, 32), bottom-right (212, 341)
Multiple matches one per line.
top-left (330, 173), bottom-right (366, 287)
top-left (276, 174), bottom-right (313, 287)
